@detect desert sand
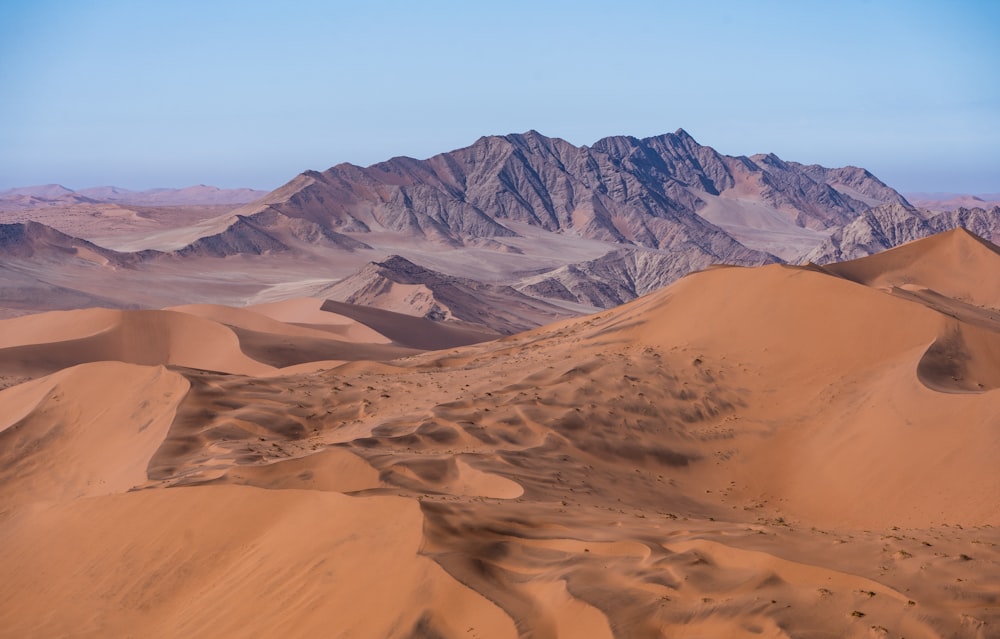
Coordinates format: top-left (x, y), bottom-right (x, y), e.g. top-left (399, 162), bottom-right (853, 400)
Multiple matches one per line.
top-left (0, 228), bottom-right (998, 638)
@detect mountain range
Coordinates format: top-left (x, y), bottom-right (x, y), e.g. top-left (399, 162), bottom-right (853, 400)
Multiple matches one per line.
top-left (1, 129), bottom-right (997, 327)
top-left (0, 184), bottom-right (267, 210)
top-left (230, 128), bottom-right (904, 260)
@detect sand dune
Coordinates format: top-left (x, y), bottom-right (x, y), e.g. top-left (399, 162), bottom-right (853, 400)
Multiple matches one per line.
top-left (0, 299), bottom-right (470, 382)
top-left (248, 297), bottom-right (393, 343)
top-left (917, 319), bottom-right (1000, 392)
top-left (166, 302), bottom-right (423, 367)
top-left (825, 227), bottom-right (1000, 308)
top-left (0, 487), bottom-right (516, 639)
top-left (320, 299), bottom-right (501, 349)
top-left (167, 302), bottom-right (358, 340)
top-left (0, 361), bottom-right (188, 506)
top-left (0, 308), bottom-right (274, 378)
top-left (1, 230), bottom-right (998, 637)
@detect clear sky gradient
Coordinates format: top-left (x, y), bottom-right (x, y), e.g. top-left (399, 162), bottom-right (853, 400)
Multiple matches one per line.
top-left (1, 0), bottom-right (998, 193)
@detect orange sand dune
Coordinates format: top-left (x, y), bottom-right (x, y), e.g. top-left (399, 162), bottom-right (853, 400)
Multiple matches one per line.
top-left (0, 487), bottom-right (517, 639)
top-left (592, 262), bottom-right (1000, 527)
top-left (166, 302), bottom-right (423, 367)
top-left (1, 230), bottom-right (999, 637)
top-left (825, 227), bottom-right (1000, 308)
top-left (0, 301), bottom-right (449, 382)
top-left (167, 302), bottom-right (366, 341)
top-left (0, 307), bottom-right (274, 378)
top-left (247, 296), bottom-right (394, 343)
top-left (320, 298), bottom-right (500, 349)
top-left (0, 361), bottom-right (188, 506)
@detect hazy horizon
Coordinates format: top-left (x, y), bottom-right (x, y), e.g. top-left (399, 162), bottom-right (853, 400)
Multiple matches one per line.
top-left (2, 0), bottom-right (998, 193)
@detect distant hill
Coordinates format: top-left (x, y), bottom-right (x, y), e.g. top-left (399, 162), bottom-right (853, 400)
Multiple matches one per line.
top-left (905, 192), bottom-right (1000, 212)
top-left (0, 221), bottom-right (150, 265)
top-left (0, 184), bottom-right (267, 211)
top-left (76, 185), bottom-right (268, 206)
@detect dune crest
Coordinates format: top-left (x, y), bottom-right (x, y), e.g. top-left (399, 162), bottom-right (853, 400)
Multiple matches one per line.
top-left (0, 308), bottom-right (273, 378)
top-left (0, 362), bottom-right (188, 506)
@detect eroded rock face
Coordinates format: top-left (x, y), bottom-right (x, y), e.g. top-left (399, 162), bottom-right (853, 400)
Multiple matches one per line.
top-left (804, 204), bottom-right (1000, 265)
top-left (239, 129), bottom-right (905, 254)
top-left (318, 255), bottom-right (572, 334)
top-left (517, 247), bottom-right (766, 308)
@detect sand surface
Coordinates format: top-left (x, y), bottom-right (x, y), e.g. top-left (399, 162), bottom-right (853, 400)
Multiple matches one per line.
top-left (0, 229), bottom-right (998, 637)
top-left (0, 299), bottom-right (478, 385)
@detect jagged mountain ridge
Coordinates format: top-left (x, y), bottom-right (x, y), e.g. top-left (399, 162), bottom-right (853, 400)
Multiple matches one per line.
top-left (232, 129), bottom-right (906, 261)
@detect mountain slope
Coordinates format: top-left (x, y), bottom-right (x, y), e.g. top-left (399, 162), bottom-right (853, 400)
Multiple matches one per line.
top-left (0, 221), bottom-right (161, 317)
top-left (0, 184), bottom-right (266, 211)
top-left (175, 210), bottom-right (371, 257)
top-left (516, 246), bottom-right (752, 307)
top-left (0, 185), bottom-right (95, 211)
top-left (0, 221), bottom-right (150, 265)
top-left (905, 192), bottom-right (1000, 212)
top-left (318, 255), bottom-right (575, 334)
top-left (232, 129), bottom-right (906, 260)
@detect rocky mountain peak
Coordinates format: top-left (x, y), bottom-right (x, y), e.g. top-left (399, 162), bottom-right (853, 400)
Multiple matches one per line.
top-left (672, 127), bottom-right (695, 141)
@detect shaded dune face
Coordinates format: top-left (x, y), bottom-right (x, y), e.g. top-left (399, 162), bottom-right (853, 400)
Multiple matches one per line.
top-left (1, 230), bottom-right (999, 637)
top-left (917, 322), bottom-right (1000, 393)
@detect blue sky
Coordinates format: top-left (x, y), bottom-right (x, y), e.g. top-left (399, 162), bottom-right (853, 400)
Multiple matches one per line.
top-left (1, 0), bottom-right (998, 193)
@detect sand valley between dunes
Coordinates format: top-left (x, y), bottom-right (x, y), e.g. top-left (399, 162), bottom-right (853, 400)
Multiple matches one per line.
top-left (0, 229), bottom-right (998, 638)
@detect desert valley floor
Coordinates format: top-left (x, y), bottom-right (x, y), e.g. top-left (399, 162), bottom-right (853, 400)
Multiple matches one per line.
top-left (0, 227), bottom-right (998, 638)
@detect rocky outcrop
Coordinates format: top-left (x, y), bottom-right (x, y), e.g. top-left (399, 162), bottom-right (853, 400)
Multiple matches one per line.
top-left (803, 205), bottom-right (1000, 265)
top-left (928, 206), bottom-right (1000, 244)
top-left (317, 255), bottom-right (573, 334)
top-left (518, 246), bottom-right (777, 308)
top-left (802, 203), bottom-right (931, 264)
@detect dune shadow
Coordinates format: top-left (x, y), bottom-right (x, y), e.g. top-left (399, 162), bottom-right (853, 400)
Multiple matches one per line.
top-left (917, 326), bottom-right (1000, 393)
